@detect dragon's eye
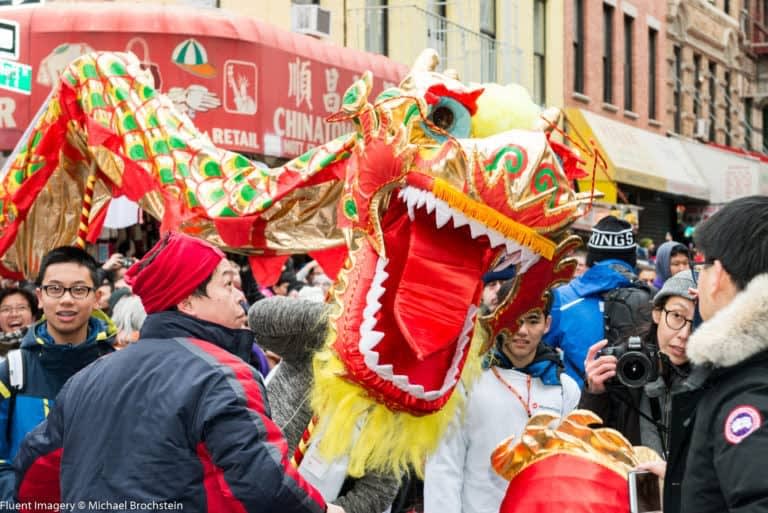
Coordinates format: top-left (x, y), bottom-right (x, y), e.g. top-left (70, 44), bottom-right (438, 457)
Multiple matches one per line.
top-left (422, 97), bottom-right (471, 141)
top-left (431, 106), bottom-right (455, 131)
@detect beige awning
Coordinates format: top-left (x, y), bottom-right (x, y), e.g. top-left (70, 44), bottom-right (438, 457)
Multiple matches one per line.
top-left (566, 108), bottom-right (710, 201)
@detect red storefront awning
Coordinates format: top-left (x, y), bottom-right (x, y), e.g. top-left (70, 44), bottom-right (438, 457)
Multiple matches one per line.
top-left (0, 3), bottom-right (409, 158)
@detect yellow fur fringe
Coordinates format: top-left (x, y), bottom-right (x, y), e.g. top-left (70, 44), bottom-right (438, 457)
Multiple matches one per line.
top-left (310, 320), bottom-right (488, 478)
top-left (431, 178), bottom-right (556, 260)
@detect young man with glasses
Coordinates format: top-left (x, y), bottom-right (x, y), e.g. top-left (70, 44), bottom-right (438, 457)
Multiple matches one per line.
top-left (0, 246), bottom-right (115, 499)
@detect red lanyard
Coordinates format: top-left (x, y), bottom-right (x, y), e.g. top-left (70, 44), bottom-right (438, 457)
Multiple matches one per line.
top-left (491, 367), bottom-right (533, 417)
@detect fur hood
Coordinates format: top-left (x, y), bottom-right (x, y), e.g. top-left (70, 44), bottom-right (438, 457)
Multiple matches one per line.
top-left (687, 273), bottom-right (768, 368)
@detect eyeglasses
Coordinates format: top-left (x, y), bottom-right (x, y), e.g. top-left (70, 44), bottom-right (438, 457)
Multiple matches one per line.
top-left (41, 284), bottom-right (94, 300)
top-left (663, 308), bottom-right (694, 331)
top-left (0, 305), bottom-right (31, 315)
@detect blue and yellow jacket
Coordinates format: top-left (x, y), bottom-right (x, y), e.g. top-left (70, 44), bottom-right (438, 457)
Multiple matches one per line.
top-left (0, 312), bottom-right (115, 501)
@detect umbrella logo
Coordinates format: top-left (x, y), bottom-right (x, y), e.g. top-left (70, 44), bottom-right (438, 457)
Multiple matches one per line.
top-left (171, 38), bottom-right (216, 78)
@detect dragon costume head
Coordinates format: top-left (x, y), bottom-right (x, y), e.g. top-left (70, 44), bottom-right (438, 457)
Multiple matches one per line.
top-left (310, 50), bottom-right (592, 475)
top-left (0, 49), bottom-right (593, 476)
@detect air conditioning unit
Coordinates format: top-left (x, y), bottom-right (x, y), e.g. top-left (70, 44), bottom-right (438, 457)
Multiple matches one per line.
top-left (694, 118), bottom-right (711, 140)
top-left (291, 4), bottom-right (332, 39)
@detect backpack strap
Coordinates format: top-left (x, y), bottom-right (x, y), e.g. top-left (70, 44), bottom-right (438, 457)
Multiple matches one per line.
top-left (7, 349), bottom-right (24, 391)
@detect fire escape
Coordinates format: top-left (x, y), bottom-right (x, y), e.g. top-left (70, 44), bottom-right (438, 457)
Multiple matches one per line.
top-left (346, 1), bottom-right (523, 85)
top-left (740, 3), bottom-right (768, 151)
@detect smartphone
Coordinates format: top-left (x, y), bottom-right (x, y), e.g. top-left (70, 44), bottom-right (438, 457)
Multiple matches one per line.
top-left (628, 470), bottom-right (662, 513)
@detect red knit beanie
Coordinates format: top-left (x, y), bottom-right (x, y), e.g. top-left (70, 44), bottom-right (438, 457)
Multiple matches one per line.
top-left (125, 232), bottom-right (224, 314)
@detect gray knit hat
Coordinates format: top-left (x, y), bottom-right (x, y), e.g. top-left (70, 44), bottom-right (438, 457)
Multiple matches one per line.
top-left (247, 297), bottom-right (328, 360)
top-left (653, 270), bottom-right (697, 307)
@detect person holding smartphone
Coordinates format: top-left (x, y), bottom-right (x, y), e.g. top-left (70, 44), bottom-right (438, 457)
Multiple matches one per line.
top-left (581, 270), bottom-right (697, 459)
top-left (641, 196), bottom-right (768, 513)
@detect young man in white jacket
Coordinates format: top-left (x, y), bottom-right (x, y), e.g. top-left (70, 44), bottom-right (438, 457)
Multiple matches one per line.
top-left (424, 308), bottom-right (581, 513)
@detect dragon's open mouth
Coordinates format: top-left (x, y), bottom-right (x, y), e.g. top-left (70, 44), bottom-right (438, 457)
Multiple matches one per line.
top-left (350, 185), bottom-right (541, 402)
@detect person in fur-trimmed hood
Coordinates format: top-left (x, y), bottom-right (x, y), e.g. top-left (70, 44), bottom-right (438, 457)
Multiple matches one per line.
top-left (643, 196), bottom-right (768, 513)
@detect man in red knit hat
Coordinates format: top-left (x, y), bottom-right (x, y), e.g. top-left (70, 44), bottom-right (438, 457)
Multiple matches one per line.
top-left (14, 232), bottom-right (342, 513)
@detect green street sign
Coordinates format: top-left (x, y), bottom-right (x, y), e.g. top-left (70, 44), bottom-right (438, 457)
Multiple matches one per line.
top-left (0, 58), bottom-right (31, 95)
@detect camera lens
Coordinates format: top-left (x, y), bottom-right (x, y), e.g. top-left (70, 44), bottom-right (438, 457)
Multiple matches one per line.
top-left (617, 352), bottom-right (653, 388)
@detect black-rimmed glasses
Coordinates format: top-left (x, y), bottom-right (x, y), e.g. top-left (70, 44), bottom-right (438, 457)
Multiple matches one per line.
top-left (41, 284), bottom-right (94, 300)
top-left (663, 308), bottom-right (694, 331)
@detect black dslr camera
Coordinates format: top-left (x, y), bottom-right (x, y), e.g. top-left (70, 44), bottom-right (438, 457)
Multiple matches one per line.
top-left (599, 336), bottom-right (660, 388)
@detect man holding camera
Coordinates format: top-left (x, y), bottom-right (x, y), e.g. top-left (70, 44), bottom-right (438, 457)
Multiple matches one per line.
top-left (544, 216), bottom-right (650, 387)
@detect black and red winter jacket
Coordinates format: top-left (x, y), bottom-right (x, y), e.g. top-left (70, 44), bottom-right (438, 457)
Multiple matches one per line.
top-left (14, 311), bottom-right (326, 513)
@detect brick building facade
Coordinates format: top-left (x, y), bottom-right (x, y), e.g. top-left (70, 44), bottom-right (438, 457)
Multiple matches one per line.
top-left (565, 0), bottom-right (667, 134)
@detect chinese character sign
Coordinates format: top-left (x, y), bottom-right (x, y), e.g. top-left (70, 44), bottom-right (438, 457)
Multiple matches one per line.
top-left (323, 67), bottom-right (340, 113)
top-left (288, 57), bottom-right (313, 110)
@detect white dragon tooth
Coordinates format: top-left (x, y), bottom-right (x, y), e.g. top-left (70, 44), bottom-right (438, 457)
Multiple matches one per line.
top-left (376, 363), bottom-right (394, 374)
top-left (392, 374), bottom-right (410, 387)
top-left (364, 351), bottom-right (381, 368)
top-left (360, 331), bottom-right (385, 350)
top-left (487, 230), bottom-right (505, 248)
top-left (425, 194), bottom-right (436, 214)
top-left (369, 285), bottom-right (386, 303)
top-left (407, 202), bottom-right (416, 221)
top-left (415, 190), bottom-right (427, 209)
top-left (397, 188), bottom-right (406, 200)
top-left (468, 220), bottom-right (485, 239)
top-left (360, 315), bottom-right (377, 333)
top-left (365, 285), bottom-right (383, 306)
top-left (435, 206), bottom-right (451, 229)
top-left (520, 254), bottom-right (541, 274)
top-left (452, 211), bottom-right (470, 228)
top-left (362, 300), bottom-right (378, 317)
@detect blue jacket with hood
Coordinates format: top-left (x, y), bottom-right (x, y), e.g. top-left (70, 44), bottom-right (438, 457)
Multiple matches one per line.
top-left (0, 312), bottom-right (115, 502)
top-left (543, 259), bottom-right (635, 387)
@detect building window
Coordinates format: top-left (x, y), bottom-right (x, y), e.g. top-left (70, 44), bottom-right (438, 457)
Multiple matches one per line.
top-left (365, 0), bottom-right (388, 55)
top-left (574, 0), bottom-right (585, 93)
top-left (693, 54), bottom-right (702, 121)
top-left (426, 1), bottom-right (447, 61)
top-left (745, 98), bottom-right (753, 151)
top-left (603, 3), bottom-right (614, 104)
top-left (648, 28), bottom-right (657, 119)
top-left (674, 45), bottom-right (682, 133)
top-left (724, 70), bottom-right (731, 146)
top-left (480, 0), bottom-right (497, 82)
top-left (624, 15), bottom-right (633, 111)
top-left (724, 0), bottom-right (730, 15)
top-left (533, 0), bottom-right (547, 104)
top-left (709, 61), bottom-right (717, 141)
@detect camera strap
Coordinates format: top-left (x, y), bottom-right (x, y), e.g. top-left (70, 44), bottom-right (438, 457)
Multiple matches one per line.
top-left (649, 396), bottom-right (668, 457)
top-left (608, 388), bottom-right (669, 449)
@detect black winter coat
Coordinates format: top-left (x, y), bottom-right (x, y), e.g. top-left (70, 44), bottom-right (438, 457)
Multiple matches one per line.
top-left (666, 273), bottom-right (768, 513)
